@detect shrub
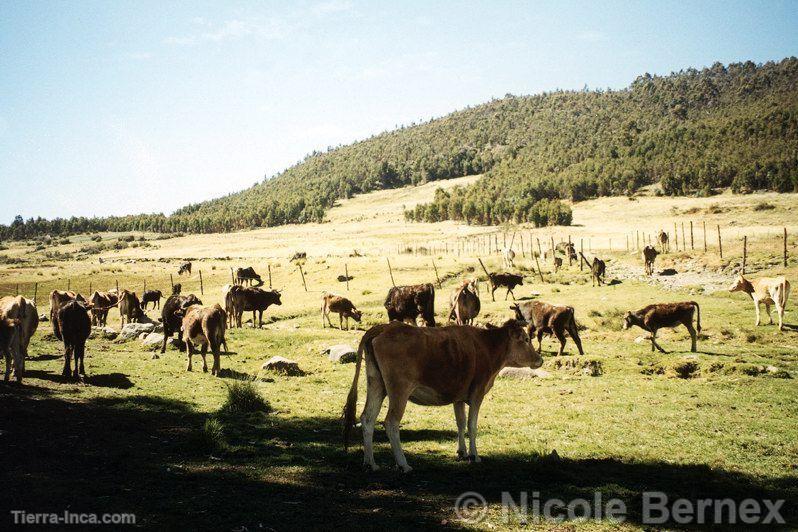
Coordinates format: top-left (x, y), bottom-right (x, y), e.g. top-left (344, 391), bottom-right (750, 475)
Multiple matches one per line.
top-left (752, 201), bottom-right (776, 211)
top-left (221, 381), bottom-right (271, 414)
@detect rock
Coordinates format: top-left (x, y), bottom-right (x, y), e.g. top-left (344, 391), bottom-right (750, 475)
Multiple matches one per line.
top-left (634, 336), bottom-right (647, 344)
top-left (153, 323), bottom-right (164, 333)
top-left (325, 344), bottom-right (357, 364)
top-left (659, 268), bottom-right (678, 276)
top-left (261, 356), bottom-right (305, 376)
top-left (498, 367), bottom-right (551, 379)
top-left (141, 332), bottom-right (165, 348)
top-left (90, 326), bottom-right (118, 340)
top-left (118, 322), bottom-right (156, 341)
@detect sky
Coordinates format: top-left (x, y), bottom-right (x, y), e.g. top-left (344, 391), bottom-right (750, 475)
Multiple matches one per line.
top-left (1, 0), bottom-right (796, 223)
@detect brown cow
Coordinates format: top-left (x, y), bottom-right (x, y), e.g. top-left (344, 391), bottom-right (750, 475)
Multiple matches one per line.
top-left (447, 280), bottom-right (480, 325)
top-left (56, 299), bottom-right (92, 379)
top-left (0, 296), bottom-right (39, 383)
top-left (182, 304), bottom-right (227, 376)
top-left (118, 290), bottom-right (144, 327)
top-left (235, 267), bottom-right (263, 287)
top-left (228, 286), bottom-right (282, 328)
top-left (580, 253), bottom-right (606, 286)
top-left (321, 292), bottom-right (362, 330)
top-left (384, 283), bottom-right (436, 326)
top-left (49, 290), bottom-right (85, 338)
top-left (553, 257), bottom-right (563, 272)
top-left (160, 293), bottom-right (202, 354)
top-left (555, 242), bottom-right (577, 262)
top-left (343, 320), bottom-right (541, 472)
top-left (658, 230), bottom-right (670, 253)
top-left (623, 301), bottom-right (701, 352)
top-left (729, 275), bottom-right (791, 331)
top-left (511, 300), bottom-right (584, 356)
top-left (487, 272), bottom-right (523, 301)
top-left (141, 289), bottom-right (163, 310)
top-left (89, 291), bottom-right (118, 326)
top-left (642, 245), bottom-right (659, 276)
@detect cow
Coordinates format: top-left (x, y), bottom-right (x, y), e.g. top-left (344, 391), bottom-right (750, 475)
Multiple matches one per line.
top-left (342, 320), bottom-right (541, 472)
top-left (228, 286), bottom-right (282, 328)
top-left (623, 301), bottom-right (701, 353)
top-left (321, 292), bottom-right (362, 330)
top-left (290, 251), bottom-right (307, 263)
top-left (553, 257), bottom-right (563, 273)
top-left (181, 304), bottom-right (227, 376)
top-left (141, 290), bottom-right (163, 310)
top-left (658, 230), bottom-right (670, 253)
top-left (49, 290), bottom-right (85, 339)
top-left (555, 242), bottom-right (577, 262)
top-left (118, 290), bottom-right (144, 327)
top-left (178, 261), bottom-right (192, 276)
top-left (172, 283), bottom-right (182, 295)
top-left (383, 283), bottom-right (436, 327)
top-left (448, 280), bottom-right (480, 325)
top-left (56, 299), bottom-right (91, 380)
top-left (487, 272), bottom-right (523, 301)
top-left (235, 266), bottom-right (264, 287)
top-left (502, 248), bottom-right (516, 269)
top-left (729, 275), bottom-right (791, 331)
top-left (511, 300), bottom-right (584, 356)
top-left (89, 291), bottom-right (118, 326)
top-left (580, 252), bottom-right (606, 286)
top-left (160, 293), bottom-right (203, 354)
top-left (642, 245), bottom-right (659, 276)
top-left (0, 296), bottom-right (39, 383)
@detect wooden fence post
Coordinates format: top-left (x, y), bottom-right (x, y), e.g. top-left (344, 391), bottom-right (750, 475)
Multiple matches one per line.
top-left (432, 259), bottom-right (441, 288)
top-left (784, 227), bottom-right (788, 267)
top-left (636, 231), bottom-right (639, 251)
top-left (345, 264), bottom-right (350, 291)
top-left (681, 222), bottom-right (686, 252)
top-left (33, 282), bottom-right (38, 306)
top-left (568, 235), bottom-right (573, 266)
top-left (15, 284), bottom-right (19, 296)
top-left (267, 264), bottom-right (272, 289)
top-left (230, 268), bottom-right (235, 284)
top-left (626, 234), bottom-right (629, 252)
top-left (690, 221), bottom-right (694, 250)
top-left (116, 279), bottom-right (119, 293)
top-left (536, 238), bottom-right (542, 260)
top-left (67, 279), bottom-right (71, 291)
top-left (674, 222), bottom-right (678, 251)
top-left (170, 274), bottom-right (174, 290)
top-left (533, 251), bottom-right (544, 283)
top-left (143, 280), bottom-right (146, 293)
top-left (742, 236), bottom-right (747, 275)
top-left (717, 225), bottom-right (723, 259)
top-left (703, 221), bottom-right (707, 252)
top-left (550, 237), bottom-right (555, 263)
top-left (88, 282), bottom-right (92, 296)
top-left (199, 270), bottom-right (204, 295)
top-left (298, 264), bottom-right (307, 292)
top-left (386, 258), bottom-right (396, 287)
top-left (579, 239), bottom-right (584, 271)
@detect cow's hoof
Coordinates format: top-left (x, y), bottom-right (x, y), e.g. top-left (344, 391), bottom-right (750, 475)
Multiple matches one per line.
top-left (468, 455), bottom-right (481, 463)
top-left (457, 451), bottom-right (468, 461)
top-left (399, 465), bottom-right (413, 473)
top-left (364, 462), bottom-right (380, 471)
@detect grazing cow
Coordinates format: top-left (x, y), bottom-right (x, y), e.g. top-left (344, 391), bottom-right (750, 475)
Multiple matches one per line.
top-left (0, 296), bottom-right (38, 383)
top-left (555, 242), bottom-right (577, 262)
top-left (553, 257), bottom-right (563, 272)
top-left (56, 299), bottom-right (91, 380)
top-left (141, 289), bottom-right (163, 310)
top-left (160, 293), bottom-right (202, 354)
top-left (642, 245), bottom-right (659, 276)
top-left (178, 261), bottom-right (192, 276)
top-left (118, 290), bottom-right (144, 327)
top-left (580, 253), bottom-right (606, 286)
top-left (729, 275), bottom-right (791, 331)
top-left (321, 292), bottom-right (362, 330)
top-left (228, 286), bottom-right (282, 328)
top-left (342, 320), bottom-right (541, 472)
top-left (235, 266), bottom-right (264, 286)
top-left (487, 272), bottom-right (523, 301)
top-left (89, 291), bottom-right (118, 326)
top-left (290, 251), bottom-right (307, 263)
top-left (181, 304), bottom-right (227, 376)
top-left (623, 301), bottom-right (701, 353)
top-left (511, 300), bottom-right (585, 356)
top-left (448, 280), bottom-right (480, 325)
top-left (502, 248), bottom-right (516, 269)
top-left (49, 290), bottom-right (85, 339)
top-left (658, 230), bottom-right (670, 253)
top-left (384, 283), bottom-right (436, 327)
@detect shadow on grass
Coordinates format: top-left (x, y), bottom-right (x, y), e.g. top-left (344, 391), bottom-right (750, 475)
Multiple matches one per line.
top-left (1, 388), bottom-right (795, 529)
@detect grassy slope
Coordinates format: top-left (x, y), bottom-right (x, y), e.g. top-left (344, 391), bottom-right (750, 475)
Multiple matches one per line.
top-left (1, 186), bottom-right (797, 530)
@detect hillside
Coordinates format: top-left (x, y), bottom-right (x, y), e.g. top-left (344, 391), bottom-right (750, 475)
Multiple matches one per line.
top-left (2, 58), bottom-right (796, 240)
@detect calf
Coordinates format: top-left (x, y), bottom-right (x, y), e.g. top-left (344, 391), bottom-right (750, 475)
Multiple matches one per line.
top-left (487, 272), bottom-right (523, 301)
top-left (553, 257), bottom-right (563, 273)
top-left (118, 290), bottom-right (144, 326)
top-left (580, 253), bottom-right (606, 286)
top-left (57, 299), bottom-right (91, 380)
top-left (141, 289), bottom-right (163, 310)
top-left (642, 245), bottom-right (658, 276)
top-left (623, 301), bottom-right (701, 353)
top-left (729, 275), bottom-right (791, 331)
top-left (235, 266), bottom-right (263, 287)
top-left (658, 230), bottom-right (670, 253)
top-left (322, 292), bottom-right (362, 330)
top-left (178, 261), bottom-right (192, 276)
top-left (383, 283), bottom-right (436, 327)
top-left (502, 248), bottom-right (516, 269)
top-left (0, 296), bottom-right (38, 383)
top-left (89, 291), bottom-right (118, 326)
top-left (182, 304), bottom-right (227, 376)
top-left (511, 300), bottom-right (584, 356)
top-left (448, 280), bottom-right (480, 325)
top-left (160, 293), bottom-right (202, 354)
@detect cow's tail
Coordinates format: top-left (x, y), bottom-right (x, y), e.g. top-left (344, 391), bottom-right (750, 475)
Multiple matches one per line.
top-left (342, 325), bottom-right (385, 450)
top-left (691, 301), bottom-right (701, 332)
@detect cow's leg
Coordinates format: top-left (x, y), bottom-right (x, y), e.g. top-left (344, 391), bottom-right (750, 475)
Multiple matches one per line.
top-left (536, 329), bottom-right (545, 354)
top-left (454, 401), bottom-right (467, 460)
top-left (569, 322), bottom-right (585, 356)
top-left (3, 347), bottom-right (11, 382)
top-left (185, 340), bottom-right (194, 372)
top-left (685, 322), bottom-right (697, 353)
top-left (384, 390), bottom-right (412, 472)
top-left (62, 345), bottom-right (72, 377)
top-left (466, 395), bottom-right (484, 462)
top-left (764, 302), bottom-right (773, 325)
top-left (650, 330), bottom-right (667, 353)
top-left (554, 328), bottom-right (567, 357)
top-left (775, 296), bottom-right (785, 331)
top-left (210, 341), bottom-right (220, 376)
top-left (360, 365), bottom-right (386, 471)
top-left (754, 300), bottom-right (761, 326)
top-left (490, 285), bottom-right (496, 302)
top-left (200, 344), bottom-right (208, 373)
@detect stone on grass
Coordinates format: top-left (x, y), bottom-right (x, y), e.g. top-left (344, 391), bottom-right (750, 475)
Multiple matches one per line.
top-left (118, 322), bottom-right (156, 341)
top-left (498, 367), bottom-right (551, 379)
top-left (325, 344), bottom-right (357, 364)
top-left (262, 356), bottom-right (305, 377)
top-left (90, 326), bottom-right (118, 340)
top-left (141, 332), bottom-right (165, 348)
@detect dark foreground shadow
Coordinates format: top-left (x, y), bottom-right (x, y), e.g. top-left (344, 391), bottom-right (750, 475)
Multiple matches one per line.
top-left (0, 389), bottom-right (795, 530)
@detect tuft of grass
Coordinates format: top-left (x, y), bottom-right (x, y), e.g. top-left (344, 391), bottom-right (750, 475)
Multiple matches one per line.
top-left (198, 417), bottom-right (227, 452)
top-left (669, 360), bottom-right (700, 379)
top-left (753, 201), bottom-right (776, 211)
top-left (220, 381), bottom-right (271, 414)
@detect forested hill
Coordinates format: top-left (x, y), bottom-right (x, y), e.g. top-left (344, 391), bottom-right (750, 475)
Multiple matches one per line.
top-left (2, 58), bottom-right (797, 239)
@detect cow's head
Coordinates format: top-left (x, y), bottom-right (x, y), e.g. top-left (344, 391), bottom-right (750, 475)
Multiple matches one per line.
top-left (181, 295), bottom-right (202, 309)
top-left (349, 309), bottom-right (363, 322)
top-left (270, 290), bottom-right (283, 306)
top-left (622, 311), bottom-right (640, 330)
top-left (502, 319), bottom-right (543, 369)
top-left (172, 284), bottom-right (182, 295)
top-left (509, 304), bottom-right (524, 322)
top-left (728, 274), bottom-right (751, 293)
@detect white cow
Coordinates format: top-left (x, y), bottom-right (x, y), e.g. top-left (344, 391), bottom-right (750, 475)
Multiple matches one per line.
top-left (502, 248), bottom-right (516, 269)
top-left (729, 275), bottom-right (791, 331)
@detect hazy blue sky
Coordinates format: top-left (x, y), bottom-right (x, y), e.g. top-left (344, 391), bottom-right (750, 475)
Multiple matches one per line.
top-left (1, 0), bottom-right (796, 223)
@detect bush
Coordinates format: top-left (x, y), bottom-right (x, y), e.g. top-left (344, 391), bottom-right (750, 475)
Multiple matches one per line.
top-left (753, 201), bottom-right (776, 211)
top-left (221, 381), bottom-right (271, 414)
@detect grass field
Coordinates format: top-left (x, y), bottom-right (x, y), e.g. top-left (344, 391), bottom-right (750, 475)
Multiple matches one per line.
top-left (1, 183), bottom-right (797, 529)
